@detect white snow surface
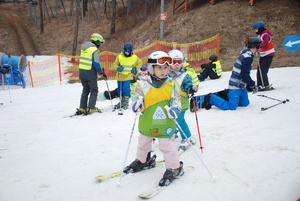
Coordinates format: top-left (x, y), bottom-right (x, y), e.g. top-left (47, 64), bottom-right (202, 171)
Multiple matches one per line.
top-left (0, 58), bottom-right (299, 201)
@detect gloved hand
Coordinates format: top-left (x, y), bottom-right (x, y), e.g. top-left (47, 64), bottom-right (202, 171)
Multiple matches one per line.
top-left (5, 68), bottom-right (10, 74)
top-left (140, 65), bottom-right (147, 71)
top-left (200, 64), bottom-right (204, 69)
top-left (167, 107), bottom-right (180, 119)
top-left (116, 66), bottom-right (124, 72)
top-left (132, 97), bottom-right (144, 113)
top-left (131, 67), bottom-right (137, 74)
top-left (190, 85), bottom-right (198, 94)
top-left (250, 85), bottom-right (258, 94)
top-left (102, 72), bottom-right (107, 80)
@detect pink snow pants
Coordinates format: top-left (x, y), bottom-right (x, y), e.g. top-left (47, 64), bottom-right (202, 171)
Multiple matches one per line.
top-left (136, 134), bottom-right (180, 170)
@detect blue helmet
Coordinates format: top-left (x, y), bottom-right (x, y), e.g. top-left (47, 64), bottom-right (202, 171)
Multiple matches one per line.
top-left (252, 21), bottom-right (265, 30)
top-left (123, 42), bottom-right (133, 52)
top-left (122, 42), bottom-right (133, 57)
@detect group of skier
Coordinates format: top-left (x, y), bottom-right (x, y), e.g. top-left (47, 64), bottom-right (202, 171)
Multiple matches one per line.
top-left (74, 20), bottom-right (275, 186)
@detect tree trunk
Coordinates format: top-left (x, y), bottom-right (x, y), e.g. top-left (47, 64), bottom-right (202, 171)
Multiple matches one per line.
top-left (110, 0), bottom-right (116, 34)
top-left (72, 0), bottom-right (80, 56)
top-left (39, 0), bottom-right (44, 33)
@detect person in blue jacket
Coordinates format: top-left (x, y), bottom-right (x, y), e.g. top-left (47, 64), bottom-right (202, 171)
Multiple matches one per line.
top-left (168, 49), bottom-right (198, 150)
top-left (202, 37), bottom-right (261, 110)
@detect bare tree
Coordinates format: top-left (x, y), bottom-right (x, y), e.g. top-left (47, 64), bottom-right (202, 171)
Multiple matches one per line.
top-left (110, 0), bottom-right (116, 34)
top-left (39, 0), bottom-right (44, 33)
top-left (72, 0), bottom-right (80, 56)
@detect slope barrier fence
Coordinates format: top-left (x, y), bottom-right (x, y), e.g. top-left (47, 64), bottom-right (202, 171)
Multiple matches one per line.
top-left (27, 34), bottom-right (220, 87)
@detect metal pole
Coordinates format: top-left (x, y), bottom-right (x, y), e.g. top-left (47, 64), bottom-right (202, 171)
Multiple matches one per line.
top-left (160, 0), bottom-right (164, 41)
top-left (82, 0), bottom-right (85, 40)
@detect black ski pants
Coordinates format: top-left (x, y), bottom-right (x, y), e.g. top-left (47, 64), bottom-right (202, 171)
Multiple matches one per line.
top-left (80, 79), bottom-right (98, 109)
top-left (257, 56), bottom-right (273, 87)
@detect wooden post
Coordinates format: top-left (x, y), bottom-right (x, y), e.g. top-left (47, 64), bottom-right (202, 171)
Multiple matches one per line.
top-left (27, 61), bottom-right (35, 88)
top-left (57, 53), bottom-right (62, 85)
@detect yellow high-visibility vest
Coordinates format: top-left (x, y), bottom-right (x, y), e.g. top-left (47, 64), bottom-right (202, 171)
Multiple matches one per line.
top-left (79, 46), bottom-right (98, 70)
top-left (212, 60), bottom-right (222, 76)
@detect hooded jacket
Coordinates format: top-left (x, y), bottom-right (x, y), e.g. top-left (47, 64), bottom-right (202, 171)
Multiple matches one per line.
top-left (79, 41), bottom-right (103, 80)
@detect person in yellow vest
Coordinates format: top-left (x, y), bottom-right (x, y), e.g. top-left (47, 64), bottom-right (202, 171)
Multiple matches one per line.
top-left (182, 61), bottom-right (200, 87)
top-left (123, 50), bottom-right (183, 186)
top-left (198, 54), bottom-right (222, 81)
top-left (75, 33), bottom-right (106, 115)
top-left (113, 42), bottom-right (142, 110)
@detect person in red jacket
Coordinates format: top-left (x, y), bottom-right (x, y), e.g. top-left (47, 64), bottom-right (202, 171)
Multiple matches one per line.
top-left (252, 21), bottom-right (275, 91)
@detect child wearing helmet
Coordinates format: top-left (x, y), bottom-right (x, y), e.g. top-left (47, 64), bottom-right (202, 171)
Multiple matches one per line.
top-left (76, 33), bottom-right (106, 115)
top-left (123, 51), bottom-right (183, 186)
top-left (252, 21), bottom-right (275, 91)
top-left (201, 37), bottom-right (261, 110)
top-left (113, 42), bottom-right (143, 110)
top-left (198, 54), bottom-right (222, 81)
top-left (168, 49), bottom-right (199, 150)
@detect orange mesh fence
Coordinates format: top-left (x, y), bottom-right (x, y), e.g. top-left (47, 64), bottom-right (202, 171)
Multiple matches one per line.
top-left (28, 34), bottom-right (220, 87)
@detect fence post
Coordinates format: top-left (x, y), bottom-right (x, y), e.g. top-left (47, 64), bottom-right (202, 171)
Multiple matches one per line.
top-left (57, 53), bottom-right (62, 85)
top-left (216, 33), bottom-right (221, 57)
top-left (155, 40), bottom-right (160, 51)
top-left (105, 50), bottom-right (109, 80)
top-left (28, 61), bottom-right (34, 88)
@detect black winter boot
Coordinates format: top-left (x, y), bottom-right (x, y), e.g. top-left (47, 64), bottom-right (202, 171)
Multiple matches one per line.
top-left (159, 161), bottom-right (184, 186)
top-left (123, 152), bottom-right (156, 174)
top-left (202, 93), bottom-right (212, 110)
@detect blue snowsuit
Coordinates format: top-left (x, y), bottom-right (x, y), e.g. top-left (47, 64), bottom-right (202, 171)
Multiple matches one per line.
top-left (209, 48), bottom-right (256, 110)
top-left (171, 69), bottom-right (194, 139)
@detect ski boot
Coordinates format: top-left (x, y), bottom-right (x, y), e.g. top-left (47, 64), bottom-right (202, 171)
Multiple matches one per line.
top-left (75, 108), bottom-right (86, 115)
top-left (178, 138), bottom-right (195, 151)
top-left (123, 152), bottom-right (156, 174)
top-left (122, 96), bottom-right (130, 110)
top-left (202, 93), bottom-right (212, 110)
top-left (159, 161), bottom-right (184, 186)
top-left (84, 107), bottom-right (102, 115)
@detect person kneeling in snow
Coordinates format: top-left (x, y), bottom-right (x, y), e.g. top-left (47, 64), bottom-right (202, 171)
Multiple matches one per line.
top-left (202, 37), bottom-right (261, 110)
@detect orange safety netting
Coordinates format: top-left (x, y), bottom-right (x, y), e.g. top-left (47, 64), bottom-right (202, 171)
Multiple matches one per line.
top-left (28, 34), bottom-right (220, 87)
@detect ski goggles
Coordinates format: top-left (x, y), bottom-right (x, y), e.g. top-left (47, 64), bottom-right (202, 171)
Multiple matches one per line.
top-left (148, 57), bottom-right (172, 65)
top-left (172, 59), bottom-right (183, 65)
top-left (124, 49), bottom-right (132, 53)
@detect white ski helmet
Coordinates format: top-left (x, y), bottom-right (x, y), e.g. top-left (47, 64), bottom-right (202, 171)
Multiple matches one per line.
top-left (147, 51), bottom-right (172, 75)
top-left (168, 49), bottom-right (184, 65)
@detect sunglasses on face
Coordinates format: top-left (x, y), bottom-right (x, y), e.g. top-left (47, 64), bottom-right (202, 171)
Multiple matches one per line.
top-left (148, 57), bottom-right (172, 65)
top-left (125, 49), bottom-right (132, 53)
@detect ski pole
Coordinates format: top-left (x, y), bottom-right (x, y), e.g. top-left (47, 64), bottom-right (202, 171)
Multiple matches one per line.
top-left (118, 110), bottom-right (140, 185)
top-left (261, 100), bottom-right (289, 111)
top-left (258, 94), bottom-right (289, 103)
top-left (256, 52), bottom-right (265, 89)
top-left (164, 106), bottom-right (214, 179)
top-left (192, 95), bottom-right (204, 153)
top-left (104, 78), bottom-right (114, 110)
top-left (118, 74), bottom-right (123, 115)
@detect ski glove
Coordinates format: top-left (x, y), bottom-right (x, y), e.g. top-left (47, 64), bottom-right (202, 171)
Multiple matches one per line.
top-left (167, 107), bottom-right (180, 119)
top-left (102, 72), bottom-right (107, 79)
top-left (250, 85), bottom-right (258, 94)
top-left (190, 85), bottom-right (198, 94)
top-left (132, 97), bottom-right (144, 113)
top-left (131, 67), bottom-right (137, 74)
top-left (140, 65), bottom-right (147, 71)
top-left (116, 66), bottom-right (124, 72)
